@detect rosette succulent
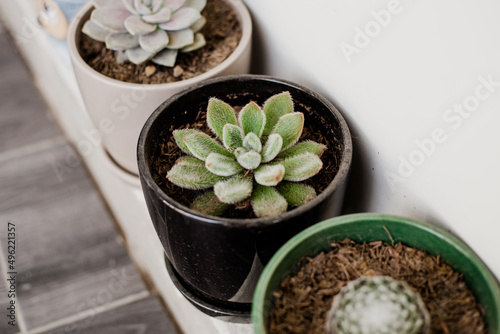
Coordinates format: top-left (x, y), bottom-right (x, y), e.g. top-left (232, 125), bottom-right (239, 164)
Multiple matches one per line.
top-left (82, 0), bottom-right (207, 67)
top-left (167, 91), bottom-right (327, 218)
top-left (325, 276), bottom-right (431, 334)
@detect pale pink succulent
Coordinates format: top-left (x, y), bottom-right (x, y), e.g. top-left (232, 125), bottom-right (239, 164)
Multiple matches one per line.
top-left (82, 0), bottom-right (207, 67)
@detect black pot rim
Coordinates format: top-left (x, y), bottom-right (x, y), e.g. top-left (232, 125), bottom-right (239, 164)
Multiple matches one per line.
top-left (137, 74), bottom-right (353, 228)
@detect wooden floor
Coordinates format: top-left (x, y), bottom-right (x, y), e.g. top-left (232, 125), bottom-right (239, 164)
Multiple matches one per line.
top-left (0, 24), bottom-right (180, 334)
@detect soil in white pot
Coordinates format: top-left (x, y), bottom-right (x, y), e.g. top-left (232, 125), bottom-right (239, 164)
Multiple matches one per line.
top-left (79, 0), bottom-right (242, 84)
top-left (269, 239), bottom-right (486, 334)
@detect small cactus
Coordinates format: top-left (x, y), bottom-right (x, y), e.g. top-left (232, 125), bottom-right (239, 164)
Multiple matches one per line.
top-left (82, 0), bottom-right (207, 67)
top-left (325, 276), bottom-right (431, 334)
top-left (167, 91), bottom-right (326, 218)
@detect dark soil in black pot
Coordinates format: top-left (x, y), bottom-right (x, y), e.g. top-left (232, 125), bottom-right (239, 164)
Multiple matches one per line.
top-left (137, 75), bottom-right (352, 317)
top-left (150, 98), bottom-right (343, 219)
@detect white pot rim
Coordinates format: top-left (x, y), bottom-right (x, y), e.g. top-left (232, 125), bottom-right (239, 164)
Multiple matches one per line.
top-left (67, 0), bottom-right (253, 90)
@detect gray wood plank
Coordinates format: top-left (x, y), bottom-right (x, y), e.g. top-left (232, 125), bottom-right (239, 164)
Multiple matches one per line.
top-left (0, 32), bottom-right (60, 153)
top-left (0, 142), bottom-right (148, 329)
top-left (44, 295), bottom-right (180, 334)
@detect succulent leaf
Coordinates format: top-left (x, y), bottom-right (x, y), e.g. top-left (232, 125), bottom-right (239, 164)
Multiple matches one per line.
top-left (261, 133), bottom-right (283, 163)
top-left (121, 0), bottom-right (138, 14)
top-left (134, 0), bottom-right (152, 15)
top-left (173, 129), bottom-right (199, 155)
top-left (183, 132), bottom-right (233, 161)
top-left (106, 32), bottom-right (140, 49)
top-left (82, 20), bottom-right (111, 42)
top-left (166, 29), bottom-right (194, 48)
top-left (282, 152), bottom-right (322, 182)
top-left (151, 0), bottom-right (164, 13)
top-left (207, 98), bottom-right (238, 139)
top-left (237, 151), bottom-right (261, 170)
top-left (254, 164), bottom-right (285, 186)
top-left (126, 46), bottom-right (155, 64)
top-left (189, 16), bottom-right (206, 33)
top-left (139, 30), bottom-right (169, 52)
top-left (271, 112), bottom-right (304, 151)
top-left (214, 174), bottom-right (253, 204)
top-left (239, 102), bottom-right (266, 137)
top-left (262, 91), bottom-right (294, 136)
top-left (152, 48), bottom-right (178, 66)
top-left (167, 156), bottom-right (224, 189)
top-left (124, 15), bottom-right (156, 35)
top-left (142, 7), bottom-right (172, 23)
top-left (91, 8), bottom-right (129, 32)
top-left (190, 191), bottom-right (228, 216)
top-left (251, 184), bottom-right (288, 218)
top-left (116, 50), bottom-right (129, 63)
top-left (234, 147), bottom-right (248, 158)
top-left (243, 132), bottom-right (262, 153)
top-left (205, 153), bottom-right (242, 177)
top-left (167, 92), bottom-right (325, 218)
top-left (276, 182), bottom-right (316, 206)
top-left (165, 0), bottom-right (186, 11)
top-left (180, 32), bottom-right (206, 52)
top-left (325, 276), bottom-right (431, 334)
top-left (182, 0), bottom-right (206, 11)
top-left (222, 124), bottom-right (243, 152)
top-left (159, 7), bottom-right (201, 31)
top-left (276, 140), bottom-right (326, 159)
top-left (85, 0), bottom-right (204, 68)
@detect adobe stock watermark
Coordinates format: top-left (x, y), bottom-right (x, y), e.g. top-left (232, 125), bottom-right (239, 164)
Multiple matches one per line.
top-left (49, 89), bottom-right (147, 182)
top-left (339, 0), bottom-right (408, 64)
top-left (384, 74), bottom-right (499, 190)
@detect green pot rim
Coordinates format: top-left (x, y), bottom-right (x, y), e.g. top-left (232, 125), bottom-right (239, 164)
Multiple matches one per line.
top-left (251, 213), bottom-right (500, 334)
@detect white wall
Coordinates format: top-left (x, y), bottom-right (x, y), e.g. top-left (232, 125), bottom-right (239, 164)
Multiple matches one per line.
top-left (245, 0), bottom-right (500, 279)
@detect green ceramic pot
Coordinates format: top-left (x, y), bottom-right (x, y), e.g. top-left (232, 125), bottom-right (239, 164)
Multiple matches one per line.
top-left (252, 213), bottom-right (500, 333)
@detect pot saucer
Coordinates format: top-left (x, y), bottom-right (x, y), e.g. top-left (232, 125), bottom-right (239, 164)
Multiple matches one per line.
top-left (100, 145), bottom-right (141, 187)
top-left (164, 255), bottom-right (251, 323)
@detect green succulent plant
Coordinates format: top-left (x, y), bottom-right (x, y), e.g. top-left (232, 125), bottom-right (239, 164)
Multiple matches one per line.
top-left (82, 0), bottom-right (207, 67)
top-left (325, 275), bottom-right (430, 334)
top-left (167, 91), bottom-right (327, 218)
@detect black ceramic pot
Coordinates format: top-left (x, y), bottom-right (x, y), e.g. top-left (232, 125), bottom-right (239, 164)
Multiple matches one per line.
top-left (137, 75), bottom-right (352, 319)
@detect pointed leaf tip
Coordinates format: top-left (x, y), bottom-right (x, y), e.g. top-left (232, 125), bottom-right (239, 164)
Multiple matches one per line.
top-left (222, 124), bottom-right (243, 152)
top-left (207, 98), bottom-right (237, 139)
top-left (172, 129), bottom-right (198, 154)
top-left (183, 132), bottom-right (233, 161)
top-left (271, 112), bottom-right (304, 151)
top-left (261, 133), bottom-right (283, 163)
top-left (262, 91), bottom-right (294, 136)
top-left (277, 140), bottom-right (326, 160)
top-left (239, 101), bottom-right (266, 137)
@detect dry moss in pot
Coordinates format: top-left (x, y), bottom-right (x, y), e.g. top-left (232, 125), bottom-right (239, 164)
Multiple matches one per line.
top-left (137, 75), bottom-right (352, 318)
top-left (252, 213), bottom-right (500, 334)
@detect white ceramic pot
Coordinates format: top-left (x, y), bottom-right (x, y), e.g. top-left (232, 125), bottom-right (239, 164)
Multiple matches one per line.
top-left (67, 0), bottom-right (252, 177)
